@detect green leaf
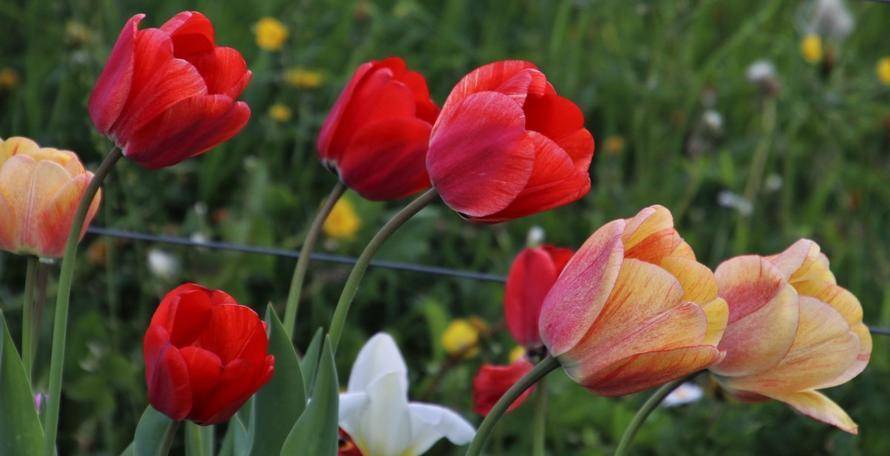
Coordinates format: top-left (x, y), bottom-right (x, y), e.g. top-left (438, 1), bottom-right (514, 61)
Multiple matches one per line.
top-left (299, 328), bottom-right (324, 395)
top-left (281, 336), bottom-right (339, 456)
top-left (248, 306), bottom-right (306, 456)
top-left (185, 422), bottom-right (213, 456)
top-left (133, 406), bottom-right (178, 456)
top-left (0, 309), bottom-right (44, 455)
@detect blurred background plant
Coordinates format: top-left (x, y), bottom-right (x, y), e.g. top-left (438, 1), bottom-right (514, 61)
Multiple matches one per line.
top-left (1, 0), bottom-right (889, 454)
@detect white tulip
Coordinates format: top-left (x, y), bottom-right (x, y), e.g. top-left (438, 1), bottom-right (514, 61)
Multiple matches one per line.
top-left (339, 333), bottom-right (475, 456)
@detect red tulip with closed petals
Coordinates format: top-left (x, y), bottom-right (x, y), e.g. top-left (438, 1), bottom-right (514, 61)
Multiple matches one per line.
top-left (427, 60), bottom-right (594, 222)
top-left (143, 283), bottom-right (274, 424)
top-left (505, 245), bottom-right (574, 348)
top-left (318, 57), bottom-right (439, 200)
top-left (89, 12), bottom-right (251, 169)
top-left (472, 359), bottom-right (536, 416)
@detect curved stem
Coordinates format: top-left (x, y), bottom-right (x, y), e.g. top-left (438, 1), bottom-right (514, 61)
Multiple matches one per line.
top-left (531, 377), bottom-right (548, 456)
top-left (22, 256), bottom-right (38, 379)
top-left (283, 181), bottom-right (346, 339)
top-left (158, 421), bottom-right (181, 456)
top-left (613, 378), bottom-right (685, 456)
top-left (43, 148), bottom-right (122, 455)
top-left (465, 355), bottom-right (560, 456)
top-left (328, 189), bottom-right (438, 352)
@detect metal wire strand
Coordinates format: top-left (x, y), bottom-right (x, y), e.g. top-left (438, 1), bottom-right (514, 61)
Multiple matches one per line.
top-left (85, 226), bottom-right (890, 336)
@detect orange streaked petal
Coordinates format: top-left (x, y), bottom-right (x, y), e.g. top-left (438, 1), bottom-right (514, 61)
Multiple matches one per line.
top-left (660, 256), bottom-right (718, 304)
top-left (702, 298), bottom-right (729, 346)
top-left (581, 345), bottom-right (721, 397)
top-left (622, 205), bottom-right (694, 264)
top-left (728, 297), bottom-right (859, 393)
top-left (0, 192), bottom-right (17, 251)
top-left (0, 155), bottom-right (38, 220)
top-left (763, 390), bottom-right (858, 435)
top-left (712, 256), bottom-right (799, 377)
top-left (766, 239), bottom-right (835, 286)
top-left (36, 174), bottom-right (101, 258)
top-left (0, 137), bottom-right (40, 165)
top-left (539, 219), bottom-right (625, 356)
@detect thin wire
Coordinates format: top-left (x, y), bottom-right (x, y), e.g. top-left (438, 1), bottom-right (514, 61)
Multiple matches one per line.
top-left (85, 226), bottom-right (890, 336)
top-left (86, 226), bottom-right (507, 283)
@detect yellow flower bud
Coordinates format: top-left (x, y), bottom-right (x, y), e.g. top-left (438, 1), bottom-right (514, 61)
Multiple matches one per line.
top-left (800, 34), bottom-right (823, 64)
top-left (254, 17), bottom-right (289, 51)
top-left (323, 198), bottom-right (361, 241)
top-left (441, 319), bottom-right (481, 358)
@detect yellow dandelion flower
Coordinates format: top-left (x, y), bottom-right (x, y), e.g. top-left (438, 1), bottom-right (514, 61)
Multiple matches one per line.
top-left (801, 34), bottom-right (823, 64)
top-left (0, 68), bottom-right (20, 90)
top-left (603, 135), bottom-right (625, 156)
top-left (441, 318), bottom-right (481, 358)
top-left (284, 67), bottom-right (325, 89)
top-left (268, 103), bottom-right (292, 122)
top-left (323, 198), bottom-right (361, 241)
top-left (508, 346), bottom-right (526, 363)
top-left (254, 17), bottom-right (289, 52)
top-left (877, 57), bottom-right (890, 86)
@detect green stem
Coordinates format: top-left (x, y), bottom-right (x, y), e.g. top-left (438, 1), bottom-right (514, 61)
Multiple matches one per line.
top-left (327, 189), bottom-right (438, 352)
top-left (531, 377), bottom-right (548, 456)
top-left (43, 148), bottom-right (122, 455)
top-left (465, 355), bottom-right (560, 456)
top-left (22, 256), bottom-right (38, 379)
top-left (158, 421), bottom-right (181, 456)
top-left (185, 422), bottom-right (214, 456)
top-left (283, 181), bottom-right (346, 339)
top-left (613, 378), bottom-right (685, 456)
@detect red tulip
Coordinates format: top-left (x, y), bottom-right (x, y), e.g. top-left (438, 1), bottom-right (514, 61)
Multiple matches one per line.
top-left (89, 12), bottom-right (251, 169)
top-left (427, 60), bottom-right (594, 223)
top-left (505, 245), bottom-right (574, 348)
top-left (338, 429), bottom-right (364, 456)
top-left (472, 359), bottom-right (536, 415)
top-left (143, 283), bottom-right (274, 424)
top-left (318, 57), bottom-right (439, 200)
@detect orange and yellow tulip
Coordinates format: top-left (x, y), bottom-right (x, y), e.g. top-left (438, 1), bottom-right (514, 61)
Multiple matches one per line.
top-left (710, 240), bottom-right (871, 434)
top-left (0, 137), bottom-right (101, 258)
top-left (539, 205), bottom-right (728, 396)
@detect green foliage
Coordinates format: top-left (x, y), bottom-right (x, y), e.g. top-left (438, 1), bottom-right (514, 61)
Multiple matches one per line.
top-left (281, 337), bottom-right (339, 456)
top-left (133, 406), bottom-right (177, 456)
top-left (0, 309), bottom-right (44, 455)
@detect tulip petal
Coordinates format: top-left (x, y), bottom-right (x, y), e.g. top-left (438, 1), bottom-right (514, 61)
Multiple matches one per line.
top-left (764, 390), bottom-right (858, 434)
top-left (407, 402), bottom-right (476, 455)
top-left (357, 372), bottom-right (413, 456)
top-left (337, 117), bottom-right (432, 200)
top-left (144, 326), bottom-right (192, 421)
top-left (701, 298), bottom-right (729, 346)
top-left (89, 14), bottom-right (143, 133)
top-left (660, 256), bottom-right (718, 304)
top-left (0, 156), bottom-right (37, 236)
top-left (472, 360), bottom-right (535, 415)
top-left (0, 136), bottom-right (40, 165)
top-left (21, 160), bottom-right (72, 253)
top-left (178, 346), bottom-right (223, 413)
top-left (151, 289), bottom-right (213, 346)
top-left (427, 91), bottom-right (535, 218)
top-left (540, 220), bottom-right (625, 356)
top-left (728, 297), bottom-right (859, 393)
top-left (194, 358), bottom-right (260, 424)
top-left (505, 248), bottom-right (560, 347)
top-left (379, 57), bottom-right (439, 123)
top-left (198, 304), bottom-right (267, 364)
top-left (524, 90), bottom-right (592, 168)
top-left (113, 28), bottom-right (208, 140)
top-left (0, 192), bottom-right (15, 251)
top-left (441, 60), bottom-right (544, 109)
top-left (712, 256), bottom-right (799, 377)
top-left (125, 95), bottom-right (250, 168)
top-left (317, 62), bottom-right (375, 158)
top-left (585, 345), bottom-right (721, 397)
top-left (766, 239), bottom-right (835, 286)
top-left (479, 131), bottom-right (590, 222)
top-left (347, 333), bottom-right (408, 395)
top-left (36, 173), bottom-right (101, 258)
top-left (187, 47), bottom-right (251, 98)
top-left (623, 205), bottom-right (695, 264)
top-left (160, 11), bottom-right (216, 57)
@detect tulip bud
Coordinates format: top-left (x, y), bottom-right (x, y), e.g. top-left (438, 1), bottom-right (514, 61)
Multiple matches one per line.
top-left (472, 359), bottom-right (535, 416)
top-left (143, 283), bottom-right (274, 424)
top-left (427, 60), bottom-right (595, 223)
top-left (710, 240), bottom-right (871, 434)
top-left (0, 137), bottom-right (101, 258)
top-left (539, 205), bottom-right (727, 396)
top-left (89, 12), bottom-right (251, 169)
top-left (317, 57), bottom-right (439, 201)
top-left (504, 245), bottom-right (573, 349)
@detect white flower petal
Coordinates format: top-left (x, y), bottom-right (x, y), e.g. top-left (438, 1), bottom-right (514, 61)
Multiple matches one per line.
top-left (359, 372), bottom-right (413, 456)
top-left (338, 391), bottom-right (369, 441)
top-left (406, 402), bottom-right (476, 455)
top-left (348, 333), bottom-right (408, 394)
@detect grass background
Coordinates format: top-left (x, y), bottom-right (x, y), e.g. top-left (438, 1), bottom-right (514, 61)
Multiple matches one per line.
top-left (2, 0), bottom-right (890, 454)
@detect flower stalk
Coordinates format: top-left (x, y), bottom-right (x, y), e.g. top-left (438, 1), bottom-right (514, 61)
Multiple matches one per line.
top-left (43, 147), bottom-right (122, 455)
top-left (328, 188), bottom-right (438, 352)
top-left (283, 181), bottom-right (346, 338)
top-left (21, 256), bottom-right (38, 379)
top-left (465, 355), bottom-right (559, 456)
top-left (614, 377), bottom-right (689, 456)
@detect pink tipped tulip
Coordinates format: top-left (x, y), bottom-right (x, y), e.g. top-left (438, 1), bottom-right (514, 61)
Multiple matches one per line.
top-left (0, 137), bottom-right (101, 258)
top-left (539, 205), bottom-right (728, 396)
top-left (711, 240), bottom-right (871, 434)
